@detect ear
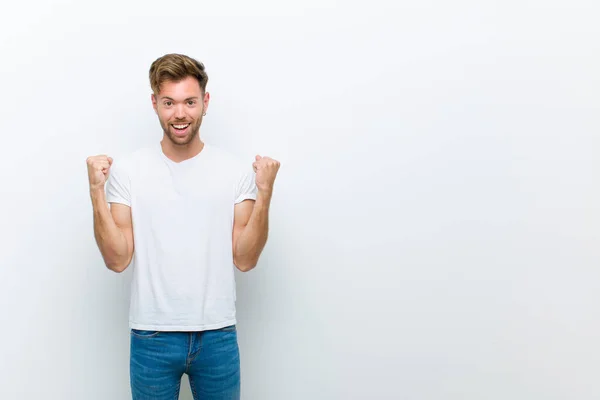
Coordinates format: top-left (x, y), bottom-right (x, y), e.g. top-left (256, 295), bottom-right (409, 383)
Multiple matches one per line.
top-left (151, 93), bottom-right (158, 113)
top-left (203, 91), bottom-right (210, 112)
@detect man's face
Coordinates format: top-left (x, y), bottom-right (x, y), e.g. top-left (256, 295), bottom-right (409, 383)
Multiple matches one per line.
top-left (152, 76), bottom-right (209, 146)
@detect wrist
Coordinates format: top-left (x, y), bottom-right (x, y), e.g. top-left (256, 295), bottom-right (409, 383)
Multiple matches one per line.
top-left (90, 186), bottom-right (105, 201)
top-left (256, 189), bottom-right (272, 204)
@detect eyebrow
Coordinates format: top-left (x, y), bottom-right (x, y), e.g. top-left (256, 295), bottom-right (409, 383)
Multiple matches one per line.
top-left (161, 96), bottom-right (199, 101)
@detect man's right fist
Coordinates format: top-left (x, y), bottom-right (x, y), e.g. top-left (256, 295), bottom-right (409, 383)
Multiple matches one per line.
top-left (86, 155), bottom-right (113, 190)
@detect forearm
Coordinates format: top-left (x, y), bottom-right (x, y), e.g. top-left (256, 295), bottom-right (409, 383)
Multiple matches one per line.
top-left (234, 190), bottom-right (271, 271)
top-left (90, 189), bottom-right (130, 271)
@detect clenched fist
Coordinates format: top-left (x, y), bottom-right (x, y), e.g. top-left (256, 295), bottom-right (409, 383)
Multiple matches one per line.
top-left (86, 155), bottom-right (113, 191)
top-left (252, 155), bottom-right (280, 194)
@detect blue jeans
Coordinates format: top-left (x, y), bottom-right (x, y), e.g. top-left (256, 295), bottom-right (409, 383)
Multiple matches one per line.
top-left (130, 325), bottom-right (240, 400)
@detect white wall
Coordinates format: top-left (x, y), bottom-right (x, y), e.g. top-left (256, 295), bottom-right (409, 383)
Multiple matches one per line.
top-left (1, 0), bottom-right (598, 399)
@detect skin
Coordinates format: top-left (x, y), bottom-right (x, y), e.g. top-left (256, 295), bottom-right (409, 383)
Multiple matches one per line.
top-left (87, 75), bottom-right (280, 273)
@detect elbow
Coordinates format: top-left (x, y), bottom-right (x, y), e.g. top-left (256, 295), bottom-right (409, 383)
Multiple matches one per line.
top-left (105, 256), bottom-right (132, 273)
top-left (234, 257), bottom-right (256, 272)
top-left (108, 264), bottom-right (128, 273)
top-left (106, 262), bottom-right (128, 273)
top-left (237, 264), bottom-right (256, 273)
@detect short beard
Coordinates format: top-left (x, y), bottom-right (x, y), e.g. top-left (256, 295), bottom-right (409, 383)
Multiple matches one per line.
top-left (161, 116), bottom-right (202, 146)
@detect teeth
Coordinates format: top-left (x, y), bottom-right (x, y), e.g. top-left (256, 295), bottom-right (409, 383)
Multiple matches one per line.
top-left (173, 124), bottom-right (189, 129)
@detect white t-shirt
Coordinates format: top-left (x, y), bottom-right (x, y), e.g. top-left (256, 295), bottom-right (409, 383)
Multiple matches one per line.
top-left (105, 142), bottom-right (257, 331)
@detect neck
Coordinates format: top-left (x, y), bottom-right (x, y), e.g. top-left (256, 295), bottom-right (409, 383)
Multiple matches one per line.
top-left (160, 135), bottom-right (205, 163)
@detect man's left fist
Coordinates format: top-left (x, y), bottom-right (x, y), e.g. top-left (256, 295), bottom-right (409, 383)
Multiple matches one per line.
top-left (253, 155), bottom-right (280, 193)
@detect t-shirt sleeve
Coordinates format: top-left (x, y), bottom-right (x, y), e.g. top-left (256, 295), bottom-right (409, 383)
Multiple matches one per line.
top-left (105, 160), bottom-right (131, 207)
top-left (235, 168), bottom-right (257, 204)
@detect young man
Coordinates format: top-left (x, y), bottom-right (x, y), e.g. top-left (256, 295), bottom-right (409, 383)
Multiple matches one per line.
top-left (86, 53), bottom-right (279, 399)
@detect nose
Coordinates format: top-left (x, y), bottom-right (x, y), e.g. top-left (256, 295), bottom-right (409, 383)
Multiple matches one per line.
top-left (174, 104), bottom-right (186, 120)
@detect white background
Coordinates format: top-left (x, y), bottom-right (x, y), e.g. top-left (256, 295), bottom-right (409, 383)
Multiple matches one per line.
top-left (0, 0), bottom-right (598, 399)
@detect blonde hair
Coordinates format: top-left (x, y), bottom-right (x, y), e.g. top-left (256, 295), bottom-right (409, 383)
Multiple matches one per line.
top-left (149, 53), bottom-right (208, 95)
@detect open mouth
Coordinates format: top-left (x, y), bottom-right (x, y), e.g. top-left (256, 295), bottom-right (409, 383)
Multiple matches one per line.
top-left (171, 123), bottom-right (190, 135)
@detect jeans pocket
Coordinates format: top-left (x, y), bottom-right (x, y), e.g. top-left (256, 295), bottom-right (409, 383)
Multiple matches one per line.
top-left (131, 329), bottom-right (160, 338)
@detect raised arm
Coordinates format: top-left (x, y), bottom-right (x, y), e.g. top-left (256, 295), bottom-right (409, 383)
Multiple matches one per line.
top-left (87, 155), bottom-right (134, 273)
top-left (232, 193), bottom-right (270, 272)
top-left (232, 155), bottom-right (280, 272)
